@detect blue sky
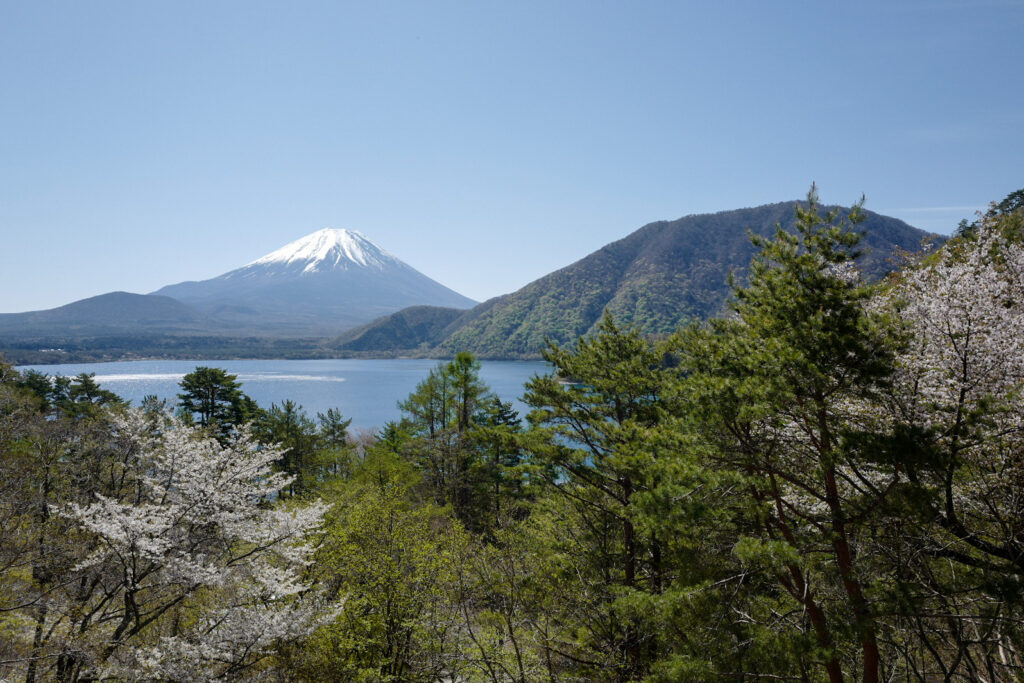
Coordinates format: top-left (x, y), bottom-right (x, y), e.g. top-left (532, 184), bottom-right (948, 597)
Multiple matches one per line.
top-left (2, 1), bottom-right (1021, 313)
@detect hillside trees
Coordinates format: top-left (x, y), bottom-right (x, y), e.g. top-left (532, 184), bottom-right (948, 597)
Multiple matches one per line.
top-left (397, 352), bottom-right (526, 534)
top-left (868, 205), bottom-right (1024, 677)
top-left (0, 367), bottom-right (331, 682)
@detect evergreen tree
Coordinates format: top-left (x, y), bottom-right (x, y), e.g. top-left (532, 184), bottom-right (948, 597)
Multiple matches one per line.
top-left (65, 373), bottom-right (122, 418)
top-left (397, 352), bottom-right (500, 530)
top-left (669, 186), bottom-right (898, 681)
top-left (317, 407), bottom-right (355, 480)
top-left (522, 313), bottom-right (669, 679)
top-left (256, 399), bottom-right (319, 496)
top-left (176, 366), bottom-right (259, 440)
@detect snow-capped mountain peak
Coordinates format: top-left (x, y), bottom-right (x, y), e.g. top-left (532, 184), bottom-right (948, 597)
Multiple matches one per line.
top-left (246, 228), bottom-right (396, 274)
top-left (152, 226), bottom-right (477, 333)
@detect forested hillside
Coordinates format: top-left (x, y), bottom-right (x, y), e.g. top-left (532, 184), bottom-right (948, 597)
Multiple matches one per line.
top-left (3, 189), bottom-right (1023, 681)
top-left (330, 305), bottom-right (465, 352)
top-left (436, 201), bottom-right (935, 357)
top-left (331, 201), bottom-right (937, 359)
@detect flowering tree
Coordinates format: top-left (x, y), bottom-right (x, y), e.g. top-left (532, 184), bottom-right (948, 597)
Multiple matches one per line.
top-left (17, 409), bottom-right (329, 682)
top-left (883, 210), bottom-right (1024, 572)
top-left (863, 208), bottom-right (1024, 677)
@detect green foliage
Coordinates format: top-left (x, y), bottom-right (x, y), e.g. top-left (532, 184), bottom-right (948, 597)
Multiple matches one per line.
top-left (13, 370), bottom-right (124, 419)
top-left (7, 188), bottom-right (1024, 681)
top-left (255, 399), bottom-right (320, 495)
top-left (254, 401), bottom-right (358, 495)
top-left (290, 464), bottom-right (468, 682)
top-left (661, 187), bottom-right (902, 681)
top-left (176, 366), bottom-right (259, 438)
top-left (522, 315), bottom-right (676, 678)
top-left (396, 352), bottom-right (527, 535)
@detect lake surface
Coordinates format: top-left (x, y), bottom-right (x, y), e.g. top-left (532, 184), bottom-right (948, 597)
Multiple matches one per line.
top-left (16, 359), bottom-right (551, 432)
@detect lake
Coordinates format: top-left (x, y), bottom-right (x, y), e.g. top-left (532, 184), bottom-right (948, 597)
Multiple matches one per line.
top-left (15, 359), bottom-right (552, 432)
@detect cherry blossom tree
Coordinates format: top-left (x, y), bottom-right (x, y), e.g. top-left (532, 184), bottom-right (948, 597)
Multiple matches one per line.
top-left (883, 211), bottom-right (1024, 572)
top-left (870, 208), bottom-right (1024, 677)
top-left (18, 409), bottom-right (329, 682)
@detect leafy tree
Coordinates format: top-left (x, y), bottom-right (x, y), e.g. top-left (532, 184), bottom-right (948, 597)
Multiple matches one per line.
top-left (452, 512), bottom-right (579, 683)
top-left (62, 413), bottom-right (327, 680)
top-left (291, 453), bottom-right (467, 682)
top-left (868, 203), bottom-right (1024, 677)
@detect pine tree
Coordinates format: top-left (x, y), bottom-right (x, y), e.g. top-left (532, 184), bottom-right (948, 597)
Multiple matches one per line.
top-left (176, 366), bottom-right (259, 440)
top-left (673, 186), bottom-right (897, 682)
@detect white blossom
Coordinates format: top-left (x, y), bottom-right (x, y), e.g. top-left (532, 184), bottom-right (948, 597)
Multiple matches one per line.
top-left (53, 409), bottom-right (331, 681)
top-left (878, 216), bottom-right (1024, 550)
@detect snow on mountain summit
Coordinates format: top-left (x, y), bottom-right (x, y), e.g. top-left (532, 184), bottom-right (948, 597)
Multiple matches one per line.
top-left (246, 228), bottom-right (397, 273)
top-left (152, 226), bottom-right (477, 332)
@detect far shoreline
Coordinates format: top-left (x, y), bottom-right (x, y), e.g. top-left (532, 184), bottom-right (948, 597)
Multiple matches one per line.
top-left (10, 351), bottom-right (547, 368)
top-left (1, 340), bottom-right (546, 367)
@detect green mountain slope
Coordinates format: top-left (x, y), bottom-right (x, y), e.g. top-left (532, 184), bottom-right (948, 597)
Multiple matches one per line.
top-left (334, 201), bottom-right (938, 359)
top-left (330, 306), bottom-right (465, 352)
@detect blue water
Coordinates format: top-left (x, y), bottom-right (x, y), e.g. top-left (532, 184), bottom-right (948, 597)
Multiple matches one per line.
top-left (16, 359), bottom-right (551, 433)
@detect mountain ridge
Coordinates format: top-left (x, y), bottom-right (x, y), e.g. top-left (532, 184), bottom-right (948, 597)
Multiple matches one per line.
top-left (2, 203), bottom-right (941, 364)
top-left (0, 292), bottom-right (218, 338)
top-left (330, 201), bottom-right (941, 358)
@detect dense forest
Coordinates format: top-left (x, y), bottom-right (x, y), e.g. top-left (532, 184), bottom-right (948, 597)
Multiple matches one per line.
top-left (2, 188), bottom-right (1024, 681)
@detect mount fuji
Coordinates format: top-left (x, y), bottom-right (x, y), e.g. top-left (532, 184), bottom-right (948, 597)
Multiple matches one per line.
top-left (152, 229), bottom-right (476, 334)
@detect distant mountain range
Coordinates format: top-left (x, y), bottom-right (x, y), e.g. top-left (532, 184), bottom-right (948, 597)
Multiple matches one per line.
top-left (0, 229), bottom-right (476, 344)
top-left (0, 202), bottom-right (939, 364)
top-left (0, 292), bottom-right (216, 337)
top-left (329, 202), bottom-right (939, 358)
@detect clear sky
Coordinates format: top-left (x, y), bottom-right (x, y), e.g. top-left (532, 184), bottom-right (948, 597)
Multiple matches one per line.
top-left (2, 1), bottom-right (1021, 313)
